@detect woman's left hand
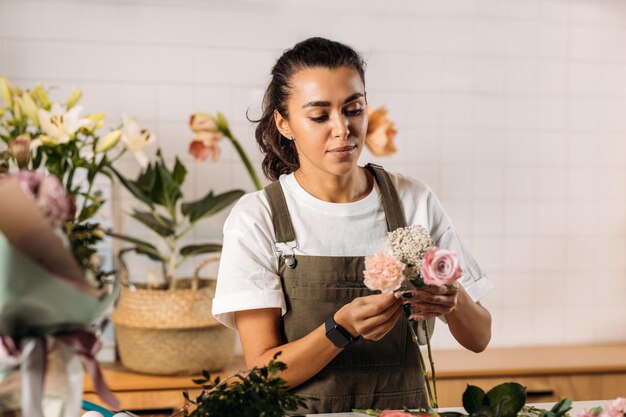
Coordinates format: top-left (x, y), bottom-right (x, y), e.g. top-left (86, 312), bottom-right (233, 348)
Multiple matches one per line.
top-left (400, 284), bottom-right (459, 321)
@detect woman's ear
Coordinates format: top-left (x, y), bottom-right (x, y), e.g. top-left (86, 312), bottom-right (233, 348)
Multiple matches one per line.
top-left (273, 110), bottom-right (293, 140)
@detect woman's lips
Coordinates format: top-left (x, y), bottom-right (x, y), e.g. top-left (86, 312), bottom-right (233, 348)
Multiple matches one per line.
top-left (327, 145), bottom-right (357, 155)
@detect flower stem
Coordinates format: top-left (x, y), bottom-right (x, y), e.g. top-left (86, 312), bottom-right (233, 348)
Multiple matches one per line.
top-left (422, 320), bottom-right (439, 409)
top-left (406, 321), bottom-right (436, 410)
top-left (225, 132), bottom-right (262, 191)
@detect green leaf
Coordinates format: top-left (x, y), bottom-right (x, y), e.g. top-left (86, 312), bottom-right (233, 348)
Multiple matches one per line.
top-left (106, 231), bottom-right (165, 262)
top-left (109, 166), bottom-right (153, 207)
top-left (463, 384), bottom-right (487, 414)
top-left (130, 210), bottom-right (175, 236)
top-left (486, 382), bottom-right (526, 417)
top-left (172, 156), bottom-right (187, 186)
top-left (179, 243), bottom-right (222, 257)
top-left (152, 162), bottom-right (182, 210)
top-left (550, 398), bottom-right (573, 417)
top-left (181, 189), bottom-right (245, 224)
top-left (135, 162), bottom-right (156, 193)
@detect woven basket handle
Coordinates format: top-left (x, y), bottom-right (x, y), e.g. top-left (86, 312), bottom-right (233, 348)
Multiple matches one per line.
top-left (189, 255), bottom-right (221, 291)
top-left (117, 248), bottom-right (134, 287)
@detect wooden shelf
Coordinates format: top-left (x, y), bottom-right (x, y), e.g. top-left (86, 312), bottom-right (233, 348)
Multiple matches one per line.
top-left (432, 343), bottom-right (626, 378)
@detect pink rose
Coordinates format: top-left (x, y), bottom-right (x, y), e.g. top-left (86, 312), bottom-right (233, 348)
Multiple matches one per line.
top-left (363, 251), bottom-right (406, 294)
top-left (420, 247), bottom-right (463, 286)
top-left (37, 175), bottom-right (74, 224)
top-left (3, 171), bottom-right (73, 225)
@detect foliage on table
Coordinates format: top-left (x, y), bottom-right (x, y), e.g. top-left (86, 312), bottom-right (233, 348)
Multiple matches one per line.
top-left (172, 353), bottom-right (307, 417)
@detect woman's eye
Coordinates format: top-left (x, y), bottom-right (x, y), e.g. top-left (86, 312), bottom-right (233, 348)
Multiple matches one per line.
top-left (345, 108), bottom-right (364, 117)
top-left (310, 115), bottom-right (328, 123)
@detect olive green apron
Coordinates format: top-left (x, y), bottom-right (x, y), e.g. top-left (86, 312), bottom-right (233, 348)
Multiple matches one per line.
top-left (265, 163), bottom-right (427, 414)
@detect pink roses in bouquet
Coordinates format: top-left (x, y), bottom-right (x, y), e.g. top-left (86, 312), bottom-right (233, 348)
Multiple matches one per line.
top-left (1, 171), bottom-right (74, 226)
top-left (363, 224), bottom-right (463, 409)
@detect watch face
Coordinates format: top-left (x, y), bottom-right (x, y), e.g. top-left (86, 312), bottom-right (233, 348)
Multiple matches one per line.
top-left (325, 316), bottom-right (353, 348)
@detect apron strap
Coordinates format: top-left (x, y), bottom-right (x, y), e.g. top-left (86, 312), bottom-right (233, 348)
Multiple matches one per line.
top-left (265, 164), bottom-right (407, 243)
top-left (265, 180), bottom-right (297, 243)
top-left (365, 163), bottom-right (407, 232)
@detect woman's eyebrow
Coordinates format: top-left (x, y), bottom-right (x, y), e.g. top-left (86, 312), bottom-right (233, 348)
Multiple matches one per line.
top-left (302, 92), bottom-right (365, 109)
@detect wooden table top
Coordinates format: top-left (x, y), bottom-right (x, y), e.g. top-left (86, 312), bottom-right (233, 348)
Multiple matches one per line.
top-left (85, 343), bottom-right (626, 393)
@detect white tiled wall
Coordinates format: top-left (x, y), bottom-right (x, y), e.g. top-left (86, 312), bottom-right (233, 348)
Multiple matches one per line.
top-left (2, 0), bottom-right (625, 349)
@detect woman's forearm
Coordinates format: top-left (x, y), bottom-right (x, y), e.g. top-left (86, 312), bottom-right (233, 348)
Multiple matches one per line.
top-left (445, 287), bottom-right (491, 352)
top-left (244, 323), bottom-right (342, 389)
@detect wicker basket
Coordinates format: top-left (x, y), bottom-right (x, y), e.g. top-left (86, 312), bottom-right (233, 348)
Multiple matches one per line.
top-left (111, 254), bottom-right (235, 375)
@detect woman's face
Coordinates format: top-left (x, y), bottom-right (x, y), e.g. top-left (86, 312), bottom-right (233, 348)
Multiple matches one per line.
top-left (276, 65), bottom-right (368, 179)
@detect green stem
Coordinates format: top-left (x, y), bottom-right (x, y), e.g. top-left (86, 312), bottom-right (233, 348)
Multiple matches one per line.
top-left (225, 132), bottom-right (262, 191)
top-left (407, 321), bottom-right (435, 410)
top-left (422, 320), bottom-right (439, 409)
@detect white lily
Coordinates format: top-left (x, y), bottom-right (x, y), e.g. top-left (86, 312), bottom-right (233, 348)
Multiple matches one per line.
top-left (38, 103), bottom-right (90, 146)
top-left (121, 115), bottom-right (155, 168)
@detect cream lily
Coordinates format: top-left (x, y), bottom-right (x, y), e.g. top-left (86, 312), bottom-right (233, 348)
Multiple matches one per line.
top-left (0, 77), bottom-right (13, 109)
top-left (95, 130), bottom-right (122, 154)
top-left (38, 103), bottom-right (90, 146)
top-left (66, 88), bottom-right (83, 110)
top-left (32, 84), bottom-right (51, 110)
top-left (121, 115), bottom-right (155, 168)
top-left (20, 92), bottom-right (40, 126)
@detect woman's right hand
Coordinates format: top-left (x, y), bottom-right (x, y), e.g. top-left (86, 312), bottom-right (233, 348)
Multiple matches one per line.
top-left (333, 293), bottom-right (403, 341)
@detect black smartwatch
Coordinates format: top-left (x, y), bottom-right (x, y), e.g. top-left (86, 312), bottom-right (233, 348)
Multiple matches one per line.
top-left (324, 314), bottom-right (359, 348)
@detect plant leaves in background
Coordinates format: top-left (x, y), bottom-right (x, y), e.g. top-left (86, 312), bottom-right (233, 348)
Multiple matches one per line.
top-left (135, 162), bottom-right (156, 194)
top-left (179, 243), bottom-right (222, 257)
top-left (172, 156), bottom-right (187, 186)
top-left (182, 189), bottom-right (244, 224)
top-left (463, 385), bottom-right (486, 414)
top-left (152, 161), bottom-right (182, 211)
top-left (486, 382), bottom-right (526, 417)
top-left (130, 210), bottom-right (175, 237)
top-left (109, 166), bottom-right (153, 207)
top-left (105, 231), bottom-right (165, 262)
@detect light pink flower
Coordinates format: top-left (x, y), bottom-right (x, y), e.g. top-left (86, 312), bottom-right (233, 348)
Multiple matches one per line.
top-left (189, 131), bottom-right (221, 162)
top-left (363, 251), bottom-right (406, 294)
top-left (379, 411), bottom-right (419, 417)
top-left (602, 398), bottom-right (626, 417)
top-left (420, 247), bottom-right (463, 286)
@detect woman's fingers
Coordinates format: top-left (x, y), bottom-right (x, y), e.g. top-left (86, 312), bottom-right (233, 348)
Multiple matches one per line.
top-left (360, 303), bottom-right (403, 341)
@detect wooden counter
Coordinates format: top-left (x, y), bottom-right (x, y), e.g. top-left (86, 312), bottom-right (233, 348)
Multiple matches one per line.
top-left (84, 344), bottom-right (626, 414)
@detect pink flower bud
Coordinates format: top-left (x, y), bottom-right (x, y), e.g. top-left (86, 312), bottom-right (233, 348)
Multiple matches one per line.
top-left (9, 134), bottom-right (31, 168)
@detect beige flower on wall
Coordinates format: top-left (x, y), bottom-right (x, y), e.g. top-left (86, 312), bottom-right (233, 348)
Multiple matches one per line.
top-left (365, 106), bottom-right (397, 156)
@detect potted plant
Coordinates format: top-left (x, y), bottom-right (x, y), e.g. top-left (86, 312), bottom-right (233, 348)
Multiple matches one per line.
top-left (108, 112), bottom-right (261, 375)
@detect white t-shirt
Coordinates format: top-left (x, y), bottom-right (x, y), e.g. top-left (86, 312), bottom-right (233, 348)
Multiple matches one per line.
top-left (212, 170), bottom-right (494, 330)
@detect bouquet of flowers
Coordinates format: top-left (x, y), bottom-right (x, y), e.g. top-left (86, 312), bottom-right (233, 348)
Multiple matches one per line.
top-left (364, 225), bottom-right (463, 409)
top-left (0, 76), bottom-right (154, 416)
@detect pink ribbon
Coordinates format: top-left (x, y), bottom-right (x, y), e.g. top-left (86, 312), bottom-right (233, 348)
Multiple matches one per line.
top-left (55, 329), bottom-right (120, 409)
top-left (1, 331), bottom-right (120, 412)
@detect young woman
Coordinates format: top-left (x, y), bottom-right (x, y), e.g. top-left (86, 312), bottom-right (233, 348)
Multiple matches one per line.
top-left (212, 37), bottom-right (493, 413)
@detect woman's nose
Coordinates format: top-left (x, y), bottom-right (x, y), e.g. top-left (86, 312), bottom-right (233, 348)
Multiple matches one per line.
top-left (332, 114), bottom-right (350, 139)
